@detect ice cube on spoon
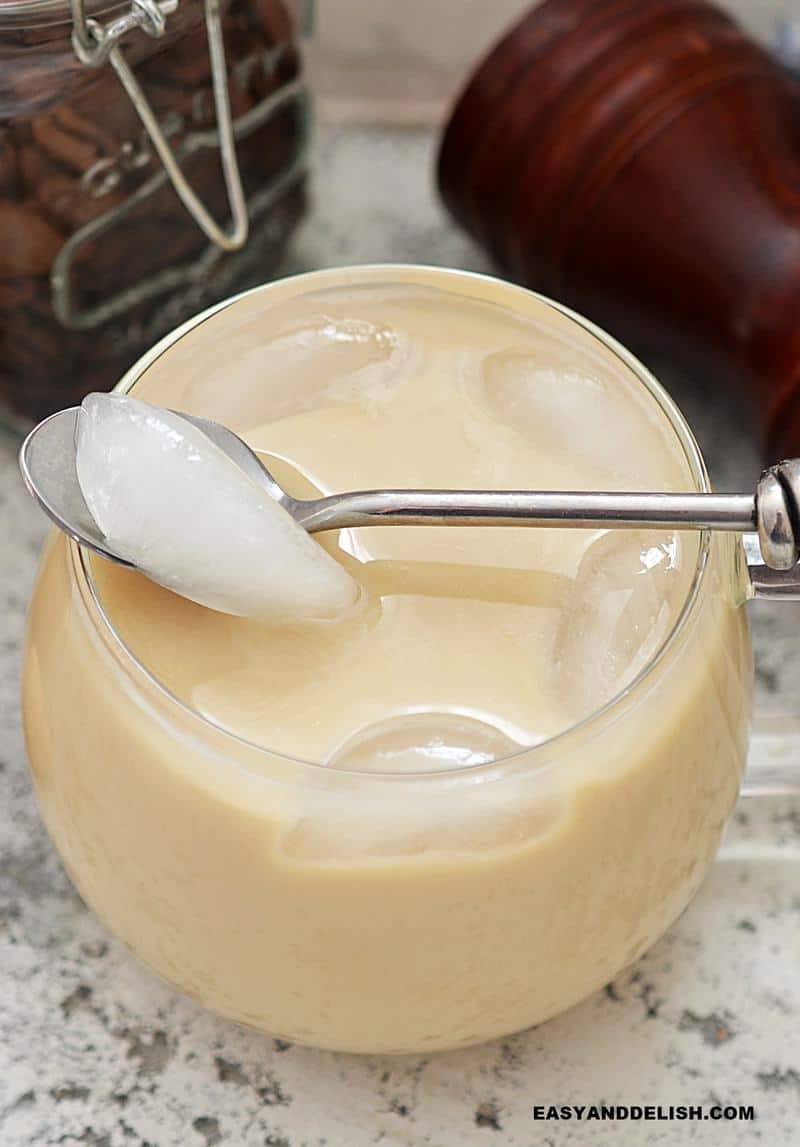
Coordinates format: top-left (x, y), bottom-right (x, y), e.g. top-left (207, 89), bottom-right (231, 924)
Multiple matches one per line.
top-left (75, 393), bottom-right (359, 621)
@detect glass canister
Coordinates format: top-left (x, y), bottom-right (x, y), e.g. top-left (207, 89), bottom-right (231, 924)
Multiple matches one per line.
top-left (0, 0), bottom-right (310, 425)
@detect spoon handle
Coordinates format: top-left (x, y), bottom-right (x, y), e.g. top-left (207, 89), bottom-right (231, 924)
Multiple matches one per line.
top-left (297, 462), bottom-right (800, 573)
top-left (298, 489), bottom-right (756, 534)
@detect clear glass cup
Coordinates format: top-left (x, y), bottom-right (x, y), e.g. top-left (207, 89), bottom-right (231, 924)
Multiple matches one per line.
top-left (22, 265), bottom-right (753, 1054)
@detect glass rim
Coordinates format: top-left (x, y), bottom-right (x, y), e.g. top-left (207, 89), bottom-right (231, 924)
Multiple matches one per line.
top-left (69, 263), bottom-right (713, 784)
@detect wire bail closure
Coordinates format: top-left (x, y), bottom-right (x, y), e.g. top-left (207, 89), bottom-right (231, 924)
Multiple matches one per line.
top-left (70, 0), bottom-right (249, 252)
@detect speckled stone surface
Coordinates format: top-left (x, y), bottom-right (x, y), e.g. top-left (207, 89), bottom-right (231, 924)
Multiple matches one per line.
top-left (0, 125), bottom-right (798, 1146)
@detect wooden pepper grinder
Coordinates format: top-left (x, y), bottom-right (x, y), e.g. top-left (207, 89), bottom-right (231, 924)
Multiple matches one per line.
top-left (438, 0), bottom-right (800, 461)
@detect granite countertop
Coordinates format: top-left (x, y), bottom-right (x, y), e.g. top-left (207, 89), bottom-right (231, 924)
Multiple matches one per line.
top-left (1, 125), bottom-right (798, 1147)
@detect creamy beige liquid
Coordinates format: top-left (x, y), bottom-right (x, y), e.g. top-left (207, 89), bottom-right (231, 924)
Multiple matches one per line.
top-left (23, 270), bottom-right (752, 1051)
top-left (93, 283), bottom-right (698, 768)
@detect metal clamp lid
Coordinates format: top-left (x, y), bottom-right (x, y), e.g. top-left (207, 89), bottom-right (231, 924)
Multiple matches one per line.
top-left (70, 0), bottom-right (248, 252)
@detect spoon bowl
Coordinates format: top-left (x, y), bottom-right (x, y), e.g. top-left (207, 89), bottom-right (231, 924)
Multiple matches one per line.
top-left (19, 406), bottom-right (131, 567)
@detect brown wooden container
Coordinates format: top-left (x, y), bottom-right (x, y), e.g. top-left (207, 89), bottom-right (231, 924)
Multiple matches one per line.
top-left (0, 0), bottom-right (309, 424)
top-left (438, 0), bottom-right (800, 462)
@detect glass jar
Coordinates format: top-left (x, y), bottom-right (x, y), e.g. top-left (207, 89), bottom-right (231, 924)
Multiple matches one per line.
top-left (22, 265), bottom-right (753, 1054)
top-left (0, 0), bottom-right (310, 426)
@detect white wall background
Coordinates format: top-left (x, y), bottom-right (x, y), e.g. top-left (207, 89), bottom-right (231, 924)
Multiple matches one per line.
top-left (309, 0), bottom-right (790, 121)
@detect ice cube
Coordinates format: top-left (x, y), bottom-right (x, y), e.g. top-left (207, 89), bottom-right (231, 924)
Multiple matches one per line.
top-left (325, 710), bottom-right (529, 773)
top-left (475, 350), bottom-right (681, 488)
top-left (75, 393), bottom-right (359, 621)
top-left (552, 529), bottom-right (689, 715)
top-left (186, 312), bottom-right (412, 428)
top-left (278, 765), bottom-right (566, 861)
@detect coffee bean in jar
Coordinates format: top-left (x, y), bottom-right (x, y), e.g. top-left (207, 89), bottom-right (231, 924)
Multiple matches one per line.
top-left (0, 0), bottom-right (309, 425)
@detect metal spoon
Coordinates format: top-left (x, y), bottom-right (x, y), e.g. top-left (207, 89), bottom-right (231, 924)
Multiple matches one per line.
top-left (18, 405), bottom-right (800, 572)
